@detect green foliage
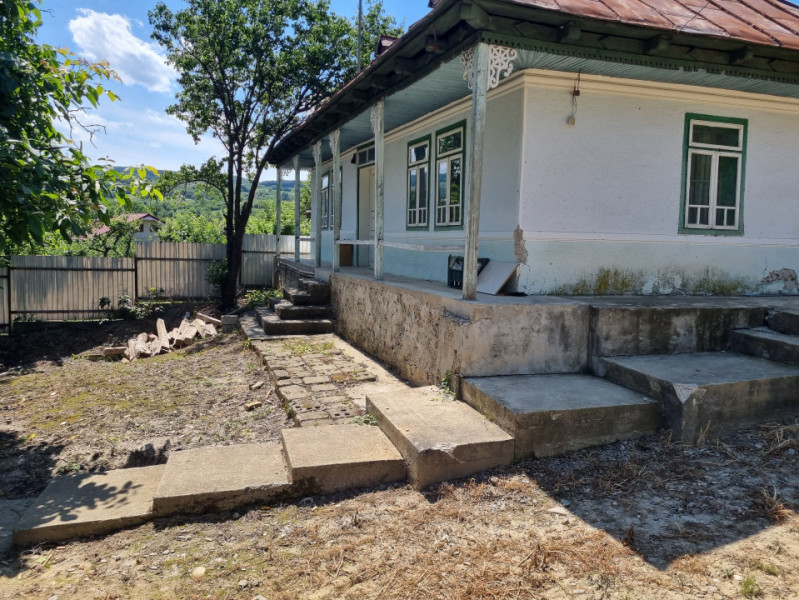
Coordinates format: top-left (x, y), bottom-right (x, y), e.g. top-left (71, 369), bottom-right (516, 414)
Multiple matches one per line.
top-left (10, 216), bottom-right (140, 258)
top-left (0, 0), bottom-right (162, 254)
top-left (158, 213), bottom-right (225, 244)
top-left (244, 288), bottom-right (282, 310)
top-left (740, 574), bottom-right (761, 598)
top-left (206, 260), bottom-right (228, 290)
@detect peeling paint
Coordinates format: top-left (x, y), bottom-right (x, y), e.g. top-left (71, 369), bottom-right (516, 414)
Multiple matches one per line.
top-left (513, 226), bottom-right (528, 264)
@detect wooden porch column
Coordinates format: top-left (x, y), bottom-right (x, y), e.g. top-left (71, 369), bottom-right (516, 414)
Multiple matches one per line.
top-left (293, 156), bottom-right (301, 262)
top-left (329, 129), bottom-right (341, 272)
top-left (462, 42), bottom-right (490, 300)
top-left (275, 167), bottom-right (282, 260)
top-left (371, 100), bottom-right (385, 281)
top-left (312, 142), bottom-right (322, 267)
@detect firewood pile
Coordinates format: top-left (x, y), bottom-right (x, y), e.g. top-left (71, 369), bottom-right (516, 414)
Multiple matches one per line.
top-left (93, 313), bottom-right (222, 362)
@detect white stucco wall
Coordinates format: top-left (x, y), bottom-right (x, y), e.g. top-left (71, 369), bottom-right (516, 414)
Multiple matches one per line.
top-left (517, 70), bottom-right (799, 294)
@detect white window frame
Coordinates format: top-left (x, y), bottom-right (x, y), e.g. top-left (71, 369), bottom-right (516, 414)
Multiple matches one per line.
top-left (683, 116), bottom-right (746, 234)
top-left (435, 123), bottom-right (465, 228)
top-left (407, 138), bottom-right (429, 227)
top-left (320, 172), bottom-right (331, 230)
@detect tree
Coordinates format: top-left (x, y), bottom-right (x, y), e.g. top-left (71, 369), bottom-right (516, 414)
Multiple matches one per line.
top-left (0, 0), bottom-right (160, 255)
top-left (149, 0), bottom-right (401, 308)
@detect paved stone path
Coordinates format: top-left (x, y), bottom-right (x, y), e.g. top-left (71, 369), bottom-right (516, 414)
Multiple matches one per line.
top-left (252, 334), bottom-right (399, 426)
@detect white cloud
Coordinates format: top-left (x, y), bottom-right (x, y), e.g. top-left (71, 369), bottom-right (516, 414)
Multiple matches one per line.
top-left (68, 9), bottom-right (176, 93)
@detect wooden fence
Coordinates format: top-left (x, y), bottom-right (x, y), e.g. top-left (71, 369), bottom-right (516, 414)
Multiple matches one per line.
top-left (0, 235), bottom-right (311, 329)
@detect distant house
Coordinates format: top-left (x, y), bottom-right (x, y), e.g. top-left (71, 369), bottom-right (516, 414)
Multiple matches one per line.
top-left (269, 0), bottom-right (799, 297)
top-left (92, 213), bottom-right (164, 242)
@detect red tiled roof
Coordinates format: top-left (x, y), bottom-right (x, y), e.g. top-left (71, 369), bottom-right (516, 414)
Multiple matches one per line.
top-left (507, 0), bottom-right (799, 50)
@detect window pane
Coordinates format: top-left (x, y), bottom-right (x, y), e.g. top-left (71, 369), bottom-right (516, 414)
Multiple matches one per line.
top-left (692, 124), bottom-right (740, 148)
top-left (408, 169), bottom-right (417, 210)
top-left (322, 175), bottom-right (329, 189)
top-left (699, 207), bottom-right (709, 225)
top-left (689, 153), bottom-right (711, 206)
top-left (419, 165), bottom-right (427, 212)
top-left (716, 208), bottom-right (725, 227)
top-left (438, 161), bottom-right (447, 207)
top-left (717, 155), bottom-right (738, 207)
top-left (450, 158), bottom-right (461, 206)
top-left (438, 130), bottom-right (462, 154)
top-left (410, 143), bottom-right (428, 163)
top-left (726, 210), bottom-right (736, 227)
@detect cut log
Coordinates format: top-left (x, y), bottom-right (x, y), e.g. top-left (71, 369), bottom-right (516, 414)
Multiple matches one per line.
top-left (192, 318), bottom-right (208, 339)
top-left (203, 323), bottom-right (217, 337)
top-left (103, 346), bottom-right (127, 357)
top-left (174, 325), bottom-right (198, 348)
top-left (156, 318), bottom-right (170, 350)
top-left (196, 313), bottom-right (222, 327)
top-left (176, 319), bottom-right (191, 338)
top-left (168, 328), bottom-right (179, 343)
top-left (148, 339), bottom-right (162, 357)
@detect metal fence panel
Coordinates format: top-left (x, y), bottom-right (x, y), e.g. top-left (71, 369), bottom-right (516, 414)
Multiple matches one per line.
top-left (9, 255), bottom-right (135, 321)
top-left (136, 241), bottom-right (225, 299)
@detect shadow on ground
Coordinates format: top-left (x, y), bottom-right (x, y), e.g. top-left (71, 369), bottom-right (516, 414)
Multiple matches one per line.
top-left (516, 428), bottom-right (799, 569)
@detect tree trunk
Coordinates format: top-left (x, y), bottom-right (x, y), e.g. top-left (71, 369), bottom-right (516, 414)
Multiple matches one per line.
top-left (222, 229), bottom-right (244, 309)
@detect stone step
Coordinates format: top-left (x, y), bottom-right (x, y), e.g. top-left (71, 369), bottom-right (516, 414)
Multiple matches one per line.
top-left (281, 424), bottom-right (406, 495)
top-left (768, 309), bottom-right (799, 336)
top-left (730, 327), bottom-right (799, 366)
top-left (367, 386), bottom-right (514, 490)
top-left (284, 288), bottom-right (330, 306)
top-left (152, 444), bottom-right (291, 516)
top-left (602, 352), bottom-right (799, 442)
top-left (255, 308), bottom-right (334, 336)
top-left (13, 465), bottom-right (165, 546)
top-left (298, 277), bottom-right (330, 296)
top-left (273, 299), bottom-right (333, 320)
top-left (460, 374), bottom-right (660, 460)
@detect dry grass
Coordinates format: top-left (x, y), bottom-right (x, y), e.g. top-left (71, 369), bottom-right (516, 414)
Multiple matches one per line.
top-left (751, 487), bottom-right (794, 524)
top-left (759, 420), bottom-right (799, 454)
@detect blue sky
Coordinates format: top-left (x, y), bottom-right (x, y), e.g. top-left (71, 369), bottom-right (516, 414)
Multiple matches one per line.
top-left (36, 1), bottom-right (429, 173)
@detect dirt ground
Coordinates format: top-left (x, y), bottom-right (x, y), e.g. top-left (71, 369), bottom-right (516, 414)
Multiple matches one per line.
top-left (1, 318), bottom-right (799, 599)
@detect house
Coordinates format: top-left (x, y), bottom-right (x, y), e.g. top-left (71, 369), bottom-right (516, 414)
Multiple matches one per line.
top-left (91, 213), bottom-right (164, 242)
top-left (268, 0), bottom-right (799, 298)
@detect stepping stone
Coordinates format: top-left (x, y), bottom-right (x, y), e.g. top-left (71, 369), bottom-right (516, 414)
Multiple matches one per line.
top-left (461, 374), bottom-right (660, 459)
top-left (603, 352), bottom-right (799, 442)
top-left (13, 465), bottom-right (165, 546)
top-left (367, 387), bottom-right (514, 490)
top-left (240, 312), bottom-right (268, 340)
top-left (731, 327), bottom-right (799, 366)
top-left (281, 424), bottom-right (405, 494)
top-left (153, 444), bottom-right (290, 516)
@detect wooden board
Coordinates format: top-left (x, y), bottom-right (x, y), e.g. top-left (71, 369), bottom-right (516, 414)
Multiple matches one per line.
top-left (476, 261), bottom-right (519, 296)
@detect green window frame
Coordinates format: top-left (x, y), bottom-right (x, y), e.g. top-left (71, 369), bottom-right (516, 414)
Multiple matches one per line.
top-left (407, 136), bottom-right (430, 228)
top-left (435, 121), bottom-right (466, 229)
top-left (680, 113), bottom-right (747, 235)
top-left (320, 171), bottom-right (331, 230)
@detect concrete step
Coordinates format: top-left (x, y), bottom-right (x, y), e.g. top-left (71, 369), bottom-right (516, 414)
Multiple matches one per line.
top-left (152, 444), bottom-right (291, 515)
top-left (460, 374), bottom-right (660, 460)
top-left (281, 424), bottom-right (405, 494)
top-left (730, 327), bottom-right (799, 366)
top-left (367, 386), bottom-right (514, 490)
top-left (602, 352), bottom-right (799, 442)
top-left (273, 299), bottom-right (333, 320)
top-left (255, 308), bottom-right (334, 336)
top-left (13, 465), bottom-right (165, 546)
top-left (768, 309), bottom-right (799, 336)
top-left (285, 282), bottom-right (329, 306)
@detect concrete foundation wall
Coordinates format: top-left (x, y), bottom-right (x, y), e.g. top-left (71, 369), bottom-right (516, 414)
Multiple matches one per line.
top-left (330, 274), bottom-right (588, 385)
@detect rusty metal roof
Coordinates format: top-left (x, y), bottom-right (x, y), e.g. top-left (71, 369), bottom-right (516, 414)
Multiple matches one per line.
top-left (508, 0), bottom-right (799, 50)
